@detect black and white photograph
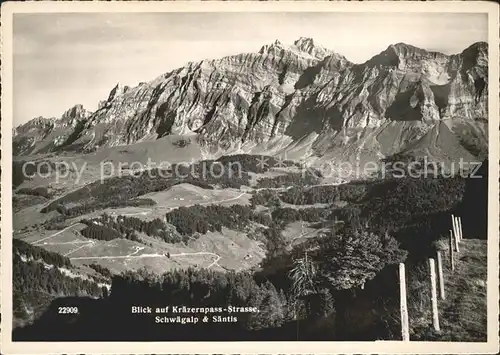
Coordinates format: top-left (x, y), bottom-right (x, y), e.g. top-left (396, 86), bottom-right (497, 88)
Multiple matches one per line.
top-left (1, 1), bottom-right (499, 353)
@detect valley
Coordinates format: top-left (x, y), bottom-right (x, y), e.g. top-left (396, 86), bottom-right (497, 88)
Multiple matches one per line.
top-left (13, 153), bottom-right (333, 277)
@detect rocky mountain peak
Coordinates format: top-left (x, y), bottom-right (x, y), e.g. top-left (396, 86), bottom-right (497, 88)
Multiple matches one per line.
top-left (60, 104), bottom-right (91, 127)
top-left (273, 39), bottom-right (283, 46)
top-left (107, 82), bottom-right (130, 102)
top-left (293, 37), bottom-right (332, 60)
top-left (61, 104), bottom-right (89, 120)
top-left (364, 42), bottom-right (450, 71)
top-left (258, 39), bottom-right (286, 55)
top-left (258, 37), bottom-right (332, 61)
top-left (392, 43), bottom-right (450, 62)
top-left (461, 41), bottom-right (488, 65)
top-left (467, 41), bottom-right (488, 51)
top-left (389, 42), bottom-right (419, 52)
top-left (14, 116), bottom-right (55, 135)
top-left (294, 37), bottom-right (315, 49)
top-left (14, 40), bottom-right (488, 163)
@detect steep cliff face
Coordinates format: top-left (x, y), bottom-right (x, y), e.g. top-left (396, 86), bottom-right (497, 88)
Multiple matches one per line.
top-left (13, 39), bottom-right (488, 167)
top-left (13, 104), bottom-right (91, 156)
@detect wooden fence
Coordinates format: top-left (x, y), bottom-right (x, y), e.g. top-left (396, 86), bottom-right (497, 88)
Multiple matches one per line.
top-left (398, 215), bottom-right (463, 340)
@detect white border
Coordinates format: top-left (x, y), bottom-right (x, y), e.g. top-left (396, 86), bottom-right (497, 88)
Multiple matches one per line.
top-left (1, 1), bottom-right (499, 354)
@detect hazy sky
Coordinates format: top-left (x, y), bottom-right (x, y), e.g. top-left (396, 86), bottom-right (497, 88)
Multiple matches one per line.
top-left (14, 12), bottom-right (487, 125)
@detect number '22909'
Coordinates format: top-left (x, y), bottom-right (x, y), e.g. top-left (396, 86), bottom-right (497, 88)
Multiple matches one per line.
top-left (58, 307), bottom-right (79, 314)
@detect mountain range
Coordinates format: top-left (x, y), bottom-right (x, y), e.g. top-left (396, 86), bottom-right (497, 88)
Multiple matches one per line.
top-left (13, 37), bottom-right (488, 171)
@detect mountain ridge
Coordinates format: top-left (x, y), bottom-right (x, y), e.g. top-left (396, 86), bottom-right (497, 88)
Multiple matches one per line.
top-left (14, 39), bottom-right (488, 174)
top-left (15, 39), bottom-right (487, 131)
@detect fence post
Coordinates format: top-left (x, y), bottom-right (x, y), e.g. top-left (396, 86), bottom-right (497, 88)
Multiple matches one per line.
top-left (458, 217), bottom-right (463, 241)
top-left (449, 230), bottom-right (455, 271)
top-left (455, 216), bottom-right (461, 242)
top-left (451, 214), bottom-right (456, 240)
top-left (452, 215), bottom-right (459, 243)
top-left (436, 251), bottom-right (445, 300)
top-left (399, 263), bottom-right (410, 341)
top-left (429, 258), bottom-right (440, 332)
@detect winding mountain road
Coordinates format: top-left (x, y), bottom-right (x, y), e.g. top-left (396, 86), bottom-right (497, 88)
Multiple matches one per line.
top-left (63, 241), bottom-right (95, 257)
top-left (39, 182), bottom-right (339, 270)
top-left (110, 191), bottom-right (248, 218)
top-left (69, 250), bottom-right (222, 269)
top-left (33, 223), bottom-right (81, 245)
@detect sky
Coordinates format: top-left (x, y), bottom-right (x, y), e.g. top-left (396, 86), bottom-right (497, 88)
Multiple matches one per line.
top-left (13, 12), bottom-right (487, 125)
